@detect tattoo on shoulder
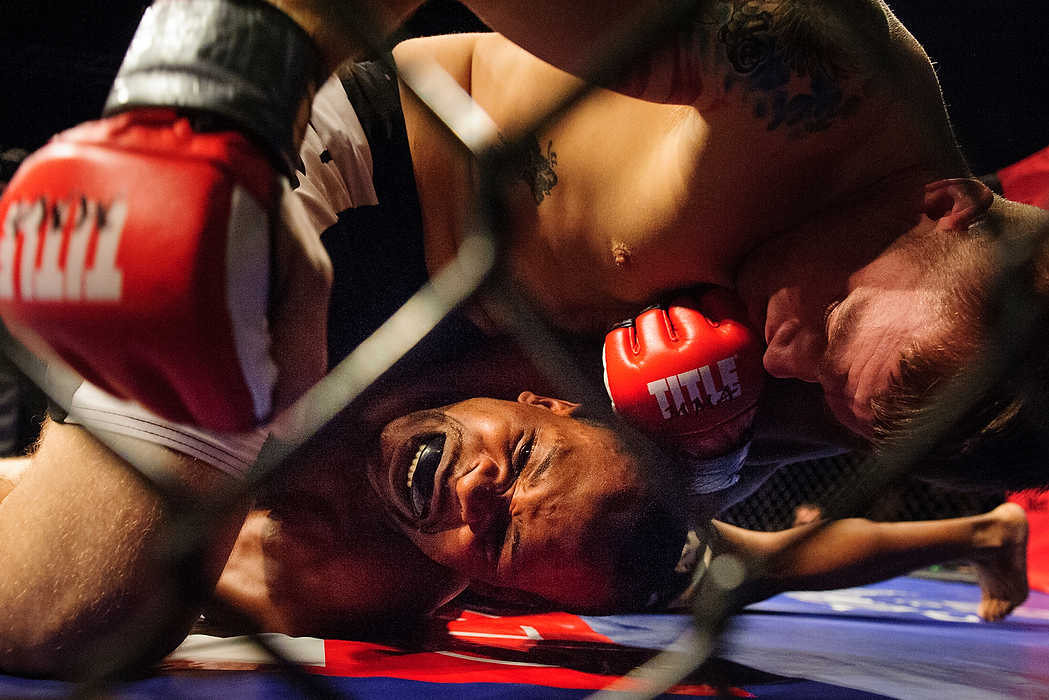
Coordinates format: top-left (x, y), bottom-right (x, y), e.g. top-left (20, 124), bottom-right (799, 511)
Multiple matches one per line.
top-left (512, 135), bottom-right (559, 205)
top-left (701, 1), bottom-right (865, 136)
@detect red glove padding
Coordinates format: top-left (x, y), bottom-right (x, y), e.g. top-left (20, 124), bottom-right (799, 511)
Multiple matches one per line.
top-left (603, 288), bottom-right (766, 456)
top-left (0, 109), bottom-right (281, 431)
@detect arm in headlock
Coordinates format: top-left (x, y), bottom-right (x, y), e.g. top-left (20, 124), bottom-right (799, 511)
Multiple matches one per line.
top-left (0, 0), bottom-right (905, 432)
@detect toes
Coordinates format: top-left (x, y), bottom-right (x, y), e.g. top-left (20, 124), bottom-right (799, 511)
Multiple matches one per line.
top-left (979, 598), bottom-right (1002, 622)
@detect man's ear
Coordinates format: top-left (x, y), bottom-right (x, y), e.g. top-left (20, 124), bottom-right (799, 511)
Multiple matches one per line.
top-left (923, 178), bottom-right (994, 231)
top-left (517, 391), bottom-right (582, 416)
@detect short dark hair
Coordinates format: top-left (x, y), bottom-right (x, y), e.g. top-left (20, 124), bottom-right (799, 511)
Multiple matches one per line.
top-left (605, 498), bottom-right (690, 611)
top-left (573, 418), bottom-right (690, 612)
top-left (872, 343), bottom-right (1049, 493)
top-left (872, 213), bottom-right (1049, 493)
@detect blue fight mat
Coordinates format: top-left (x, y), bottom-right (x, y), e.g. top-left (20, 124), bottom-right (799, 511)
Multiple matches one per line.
top-left (718, 575), bottom-right (1049, 700)
top-left (1, 576), bottom-right (1045, 699)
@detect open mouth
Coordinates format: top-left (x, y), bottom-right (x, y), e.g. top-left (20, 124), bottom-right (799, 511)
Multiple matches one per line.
top-left (403, 433), bottom-right (446, 520)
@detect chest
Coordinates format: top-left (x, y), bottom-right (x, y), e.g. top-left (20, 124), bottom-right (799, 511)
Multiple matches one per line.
top-left (496, 110), bottom-right (825, 333)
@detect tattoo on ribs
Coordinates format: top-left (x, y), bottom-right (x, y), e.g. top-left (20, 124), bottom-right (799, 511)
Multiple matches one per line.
top-left (706, 1), bottom-right (863, 136)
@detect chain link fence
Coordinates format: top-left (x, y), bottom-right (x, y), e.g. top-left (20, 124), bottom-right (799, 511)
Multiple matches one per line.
top-left (721, 454), bottom-right (1004, 533)
top-left (0, 0), bottom-right (1044, 697)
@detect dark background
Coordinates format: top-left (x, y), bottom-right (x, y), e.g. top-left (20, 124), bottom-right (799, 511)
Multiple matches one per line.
top-left (1, 1), bottom-right (1047, 176)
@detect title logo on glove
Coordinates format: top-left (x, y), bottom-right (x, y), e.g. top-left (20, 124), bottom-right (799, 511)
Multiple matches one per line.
top-left (1, 196), bottom-right (125, 302)
top-left (647, 355), bottom-right (742, 419)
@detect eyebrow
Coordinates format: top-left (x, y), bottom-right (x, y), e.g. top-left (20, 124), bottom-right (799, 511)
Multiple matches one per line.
top-left (412, 409), bottom-right (450, 425)
top-left (833, 300), bottom-right (862, 345)
top-left (820, 297), bottom-right (862, 379)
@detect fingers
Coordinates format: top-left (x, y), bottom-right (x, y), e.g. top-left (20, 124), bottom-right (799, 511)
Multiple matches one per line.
top-left (635, 305), bottom-right (679, 350)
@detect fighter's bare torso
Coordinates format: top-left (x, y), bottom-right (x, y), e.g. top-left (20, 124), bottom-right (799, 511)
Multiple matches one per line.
top-left (399, 19), bottom-right (964, 335)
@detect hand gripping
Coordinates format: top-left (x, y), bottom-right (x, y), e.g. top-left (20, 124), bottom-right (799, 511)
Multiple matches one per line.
top-left (0, 110), bottom-right (280, 430)
top-left (603, 287), bottom-right (766, 456)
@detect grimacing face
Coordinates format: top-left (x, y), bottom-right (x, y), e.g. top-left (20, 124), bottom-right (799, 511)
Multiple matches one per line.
top-left (365, 392), bottom-right (657, 610)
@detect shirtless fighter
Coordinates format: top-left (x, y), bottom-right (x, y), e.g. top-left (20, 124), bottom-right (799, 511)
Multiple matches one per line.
top-left (4, 2), bottom-right (1048, 484)
top-left (0, 397), bottom-right (1030, 639)
top-left (2, 0), bottom-right (1049, 679)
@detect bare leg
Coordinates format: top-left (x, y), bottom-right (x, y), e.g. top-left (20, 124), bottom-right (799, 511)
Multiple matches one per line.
top-left (713, 502), bottom-right (1028, 621)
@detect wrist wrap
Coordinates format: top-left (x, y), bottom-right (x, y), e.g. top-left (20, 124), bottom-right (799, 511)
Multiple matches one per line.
top-left (104, 0), bottom-right (322, 174)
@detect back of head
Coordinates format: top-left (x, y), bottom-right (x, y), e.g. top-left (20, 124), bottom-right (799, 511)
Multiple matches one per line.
top-left (596, 492), bottom-right (691, 612)
top-left (572, 421), bottom-right (691, 612)
top-left (872, 198), bottom-right (1049, 492)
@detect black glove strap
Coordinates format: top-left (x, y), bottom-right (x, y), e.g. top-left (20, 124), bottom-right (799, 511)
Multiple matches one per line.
top-left (104, 0), bottom-right (323, 175)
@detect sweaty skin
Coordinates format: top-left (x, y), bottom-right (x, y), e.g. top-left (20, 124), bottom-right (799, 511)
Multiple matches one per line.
top-left (0, 427), bottom-right (1030, 630)
top-left (394, 17), bottom-right (969, 439)
top-left (358, 391), bottom-right (1031, 619)
top-left (4, 1), bottom-right (1035, 680)
top-left (364, 393), bottom-right (664, 610)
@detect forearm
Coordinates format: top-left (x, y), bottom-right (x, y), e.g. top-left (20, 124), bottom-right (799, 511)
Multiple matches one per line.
top-left (264, 0), bottom-right (422, 73)
top-left (259, 0), bottom-right (899, 103)
top-left (261, 0), bottom-right (688, 79)
top-left (466, 0), bottom-right (696, 99)
top-left (0, 420), bottom-right (248, 678)
top-left (469, 0), bottom-right (900, 106)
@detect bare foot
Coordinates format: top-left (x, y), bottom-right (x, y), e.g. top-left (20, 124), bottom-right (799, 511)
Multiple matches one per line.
top-left (971, 502), bottom-right (1029, 622)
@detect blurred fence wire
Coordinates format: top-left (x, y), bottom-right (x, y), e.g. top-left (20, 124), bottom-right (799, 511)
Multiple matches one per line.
top-left (1, 0), bottom-right (1045, 697)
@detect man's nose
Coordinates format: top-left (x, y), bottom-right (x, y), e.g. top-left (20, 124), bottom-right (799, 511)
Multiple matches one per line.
top-left (456, 457), bottom-right (506, 534)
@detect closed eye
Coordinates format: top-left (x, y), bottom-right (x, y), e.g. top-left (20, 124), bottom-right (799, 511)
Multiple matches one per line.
top-left (512, 432), bottom-right (536, 480)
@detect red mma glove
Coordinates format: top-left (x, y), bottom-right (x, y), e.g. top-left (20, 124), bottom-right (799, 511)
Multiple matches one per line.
top-left (1, 112), bottom-right (279, 431)
top-left (0, 0), bottom-right (328, 432)
top-left (603, 288), bottom-right (766, 490)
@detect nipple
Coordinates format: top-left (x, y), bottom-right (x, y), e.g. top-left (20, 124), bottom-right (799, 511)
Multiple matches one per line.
top-left (612, 243), bottom-right (632, 268)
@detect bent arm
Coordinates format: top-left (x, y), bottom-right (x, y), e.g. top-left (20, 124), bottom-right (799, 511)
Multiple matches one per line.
top-left (268, 0), bottom-right (906, 103)
top-left (0, 420), bottom-right (247, 678)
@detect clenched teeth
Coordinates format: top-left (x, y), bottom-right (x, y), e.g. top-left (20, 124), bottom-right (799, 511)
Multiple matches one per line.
top-left (406, 442), bottom-right (427, 489)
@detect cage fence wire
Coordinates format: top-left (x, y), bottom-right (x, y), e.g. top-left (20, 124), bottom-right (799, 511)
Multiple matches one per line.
top-left (0, 0), bottom-right (1045, 698)
top-left (720, 454), bottom-right (1004, 533)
